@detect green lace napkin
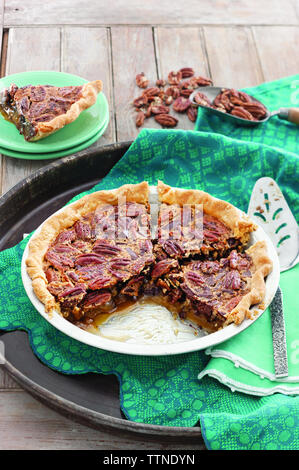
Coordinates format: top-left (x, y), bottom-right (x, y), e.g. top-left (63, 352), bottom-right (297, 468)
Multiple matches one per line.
top-left (195, 74), bottom-right (299, 397)
top-left (0, 75), bottom-right (298, 450)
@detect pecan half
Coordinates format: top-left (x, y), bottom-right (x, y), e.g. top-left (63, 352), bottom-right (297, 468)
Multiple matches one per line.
top-left (194, 92), bottom-right (211, 107)
top-left (230, 106), bottom-right (254, 120)
top-left (136, 110), bottom-right (145, 127)
top-left (133, 94), bottom-right (148, 108)
top-left (165, 86), bottom-right (181, 99)
top-left (150, 105), bottom-right (170, 115)
top-left (187, 106), bottom-right (198, 122)
top-left (168, 71), bottom-right (182, 85)
top-left (172, 97), bottom-right (191, 113)
top-left (143, 87), bottom-right (160, 97)
top-left (154, 114), bottom-right (178, 128)
top-left (135, 72), bottom-right (149, 89)
top-left (152, 259), bottom-right (179, 279)
top-left (180, 67), bottom-right (194, 78)
top-left (193, 76), bottom-right (213, 87)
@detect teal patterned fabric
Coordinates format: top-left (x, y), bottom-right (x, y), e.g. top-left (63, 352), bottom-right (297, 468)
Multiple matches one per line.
top-left (0, 75), bottom-right (298, 449)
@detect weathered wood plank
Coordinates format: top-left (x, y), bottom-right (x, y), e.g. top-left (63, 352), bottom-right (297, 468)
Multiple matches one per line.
top-left (0, 367), bottom-right (20, 389)
top-left (203, 26), bottom-right (263, 88)
top-left (253, 26), bottom-right (299, 81)
top-left (0, 391), bottom-right (205, 450)
top-left (155, 27), bottom-right (210, 130)
top-left (111, 26), bottom-right (160, 142)
top-left (1, 27), bottom-right (61, 195)
top-left (62, 26), bottom-right (115, 146)
top-left (4, 0), bottom-right (299, 26)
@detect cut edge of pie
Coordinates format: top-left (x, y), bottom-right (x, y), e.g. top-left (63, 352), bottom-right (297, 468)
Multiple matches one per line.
top-left (26, 181), bottom-right (150, 313)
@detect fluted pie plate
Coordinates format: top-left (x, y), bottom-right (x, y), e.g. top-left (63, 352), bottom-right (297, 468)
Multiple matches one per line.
top-left (21, 185), bottom-right (280, 356)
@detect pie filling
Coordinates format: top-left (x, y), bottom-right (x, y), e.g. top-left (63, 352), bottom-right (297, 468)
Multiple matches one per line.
top-left (42, 201), bottom-right (257, 333)
top-left (0, 83), bottom-right (83, 141)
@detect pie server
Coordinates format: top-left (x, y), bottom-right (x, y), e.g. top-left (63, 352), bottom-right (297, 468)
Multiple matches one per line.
top-left (189, 86), bottom-right (299, 127)
top-left (248, 177), bottom-right (299, 378)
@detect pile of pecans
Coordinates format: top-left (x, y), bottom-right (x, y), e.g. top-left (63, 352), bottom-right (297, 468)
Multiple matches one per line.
top-left (194, 88), bottom-right (267, 121)
top-left (133, 68), bottom-right (213, 128)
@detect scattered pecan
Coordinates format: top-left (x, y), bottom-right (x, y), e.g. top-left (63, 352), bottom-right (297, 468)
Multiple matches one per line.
top-left (168, 71), bottom-right (183, 85)
top-left (165, 86), bottom-right (181, 99)
top-left (164, 95), bottom-right (173, 106)
top-left (135, 72), bottom-right (149, 89)
top-left (133, 94), bottom-right (148, 108)
top-left (180, 67), bottom-right (194, 78)
top-left (154, 114), bottom-right (178, 128)
top-left (180, 88), bottom-right (193, 98)
top-left (136, 110), bottom-right (145, 127)
top-left (193, 76), bottom-right (213, 87)
top-left (173, 96), bottom-right (191, 113)
top-left (143, 87), bottom-right (160, 97)
top-left (151, 105), bottom-right (170, 115)
top-left (133, 68), bottom-right (213, 128)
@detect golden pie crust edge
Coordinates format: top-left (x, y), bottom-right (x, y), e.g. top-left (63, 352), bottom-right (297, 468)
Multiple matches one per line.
top-left (26, 181), bottom-right (149, 312)
top-left (30, 80), bottom-right (103, 141)
top-left (224, 240), bottom-right (273, 326)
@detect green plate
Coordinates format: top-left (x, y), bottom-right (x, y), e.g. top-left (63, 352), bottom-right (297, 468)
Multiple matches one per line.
top-left (0, 114), bottom-right (109, 160)
top-left (0, 71), bottom-right (109, 154)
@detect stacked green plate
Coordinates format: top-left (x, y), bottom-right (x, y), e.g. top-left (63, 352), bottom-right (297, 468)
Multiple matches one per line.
top-left (0, 71), bottom-right (109, 160)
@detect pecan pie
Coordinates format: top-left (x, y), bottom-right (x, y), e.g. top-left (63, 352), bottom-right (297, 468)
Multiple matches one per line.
top-left (0, 80), bottom-right (102, 141)
top-left (26, 181), bottom-right (272, 333)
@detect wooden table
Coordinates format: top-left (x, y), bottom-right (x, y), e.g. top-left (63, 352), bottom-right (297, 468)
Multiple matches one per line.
top-left (0, 0), bottom-right (298, 450)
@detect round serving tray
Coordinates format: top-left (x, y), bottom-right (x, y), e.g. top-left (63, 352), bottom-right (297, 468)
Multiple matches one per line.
top-left (0, 142), bottom-right (203, 444)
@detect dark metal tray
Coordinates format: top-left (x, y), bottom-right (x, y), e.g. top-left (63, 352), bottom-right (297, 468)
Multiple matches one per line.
top-left (0, 142), bottom-right (203, 444)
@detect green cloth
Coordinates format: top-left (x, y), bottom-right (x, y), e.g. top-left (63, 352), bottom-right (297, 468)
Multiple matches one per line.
top-left (0, 75), bottom-right (298, 450)
top-left (195, 75), bottom-right (299, 396)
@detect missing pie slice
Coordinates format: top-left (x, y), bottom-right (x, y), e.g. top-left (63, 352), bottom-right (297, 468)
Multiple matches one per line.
top-left (0, 80), bottom-right (102, 141)
top-left (26, 181), bottom-right (273, 334)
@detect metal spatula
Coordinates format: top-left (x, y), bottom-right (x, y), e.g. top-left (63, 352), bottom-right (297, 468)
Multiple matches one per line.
top-left (248, 177), bottom-right (299, 378)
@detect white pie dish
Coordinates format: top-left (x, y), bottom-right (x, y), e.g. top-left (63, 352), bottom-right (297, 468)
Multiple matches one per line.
top-left (21, 186), bottom-right (280, 356)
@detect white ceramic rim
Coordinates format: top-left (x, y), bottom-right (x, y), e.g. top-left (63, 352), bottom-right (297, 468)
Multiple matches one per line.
top-left (21, 186), bottom-right (280, 356)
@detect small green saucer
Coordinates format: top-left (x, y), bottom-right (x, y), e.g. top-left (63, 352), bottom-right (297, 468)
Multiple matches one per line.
top-left (0, 71), bottom-right (109, 154)
top-left (0, 114), bottom-right (109, 160)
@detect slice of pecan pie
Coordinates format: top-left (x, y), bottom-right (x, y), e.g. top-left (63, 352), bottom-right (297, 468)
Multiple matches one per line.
top-left (148, 243), bottom-right (272, 332)
top-left (0, 80), bottom-right (102, 141)
top-left (26, 182), bottom-right (153, 322)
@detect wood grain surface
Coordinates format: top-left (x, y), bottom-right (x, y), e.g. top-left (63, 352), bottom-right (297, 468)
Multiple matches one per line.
top-left (0, 0), bottom-right (298, 450)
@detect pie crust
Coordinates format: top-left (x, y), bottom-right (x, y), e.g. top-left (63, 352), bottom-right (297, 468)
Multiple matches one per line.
top-left (26, 181), bottom-right (272, 332)
top-left (0, 80), bottom-right (102, 141)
